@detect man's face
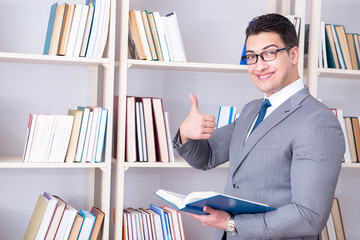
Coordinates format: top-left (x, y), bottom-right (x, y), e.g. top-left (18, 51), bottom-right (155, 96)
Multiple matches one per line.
top-left (245, 32), bottom-right (299, 97)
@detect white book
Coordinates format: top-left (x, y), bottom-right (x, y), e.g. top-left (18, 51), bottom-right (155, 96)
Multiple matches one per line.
top-left (86, 107), bottom-right (101, 162)
top-left (57, 115), bottom-right (75, 163)
top-left (139, 102), bottom-right (147, 162)
top-left (85, 0), bottom-right (103, 57)
top-left (78, 210), bottom-right (96, 240)
top-left (165, 12), bottom-right (186, 62)
top-left (73, 5), bottom-right (90, 57)
top-left (23, 114), bottom-right (38, 163)
top-left (79, 4), bottom-right (95, 57)
top-left (55, 204), bottom-right (77, 240)
top-left (152, 12), bottom-right (170, 62)
top-left (162, 16), bottom-right (175, 62)
top-left (136, 102), bottom-right (144, 162)
top-left (81, 111), bottom-right (94, 163)
top-left (75, 106), bottom-right (91, 163)
top-left (65, 4), bottom-right (83, 56)
top-left (95, 0), bottom-right (111, 57)
top-left (94, 108), bottom-right (108, 163)
top-left (321, 21), bottom-right (328, 68)
top-left (147, 209), bottom-right (165, 240)
top-left (327, 212), bottom-right (337, 240)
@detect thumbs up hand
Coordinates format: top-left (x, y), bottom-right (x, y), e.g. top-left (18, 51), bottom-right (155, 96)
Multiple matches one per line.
top-left (179, 94), bottom-right (216, 144)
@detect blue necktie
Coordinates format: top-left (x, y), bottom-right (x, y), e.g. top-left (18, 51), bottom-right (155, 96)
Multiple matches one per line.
top-left (251, 99), bottom-right (271, 133)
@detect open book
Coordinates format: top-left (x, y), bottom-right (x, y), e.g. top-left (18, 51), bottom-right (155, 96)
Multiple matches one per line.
top-left (154, 189), bottom-right (276, 215)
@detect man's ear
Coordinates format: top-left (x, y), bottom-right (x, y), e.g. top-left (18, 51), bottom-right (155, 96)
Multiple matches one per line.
top-left (290, 46), bottom-right (299, 64)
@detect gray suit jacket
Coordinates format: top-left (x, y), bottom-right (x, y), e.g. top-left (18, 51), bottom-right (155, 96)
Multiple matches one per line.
top-left (174, 88), bottom-right (345, 240)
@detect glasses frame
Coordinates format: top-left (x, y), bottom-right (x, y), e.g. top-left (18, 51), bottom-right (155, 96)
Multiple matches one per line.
top-left (241, 46), bottom-right (293, 65)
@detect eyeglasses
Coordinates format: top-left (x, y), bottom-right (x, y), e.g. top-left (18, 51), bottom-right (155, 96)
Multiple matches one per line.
top-left (241, 46), bottom-right (292, 65)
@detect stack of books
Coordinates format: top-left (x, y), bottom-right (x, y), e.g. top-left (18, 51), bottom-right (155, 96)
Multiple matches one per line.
top-left (331, 108), bottom-right (360, 163)
top-left (121, 205), bottom-right (185, 240)
top-left (24, 192), bottom-right (104, 240)
top-left (321, 198), bottom-right (346, 240)
top-left (128, 10), bottom-right (187, 62)
top-left (119, 96), bottom-right (175, 163)
top-left (22, 106), bottom-right (108, 163)
top-left (319, 22), bottom-right (360, 70)
top-left (43, 0), bottom-right (110, 58)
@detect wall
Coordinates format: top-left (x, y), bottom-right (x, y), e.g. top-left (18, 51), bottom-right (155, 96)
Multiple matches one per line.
top-left (0, 0), bottom-right (359, 239)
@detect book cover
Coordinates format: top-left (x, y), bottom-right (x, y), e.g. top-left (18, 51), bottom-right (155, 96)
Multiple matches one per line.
top-left (54, 204), bottom-right (77, 240)
top-left (126, 96), bottom-right (137, 162)
top-left (79, 4), bottom-right (95, 57)
top-left (89, 207), bottom-right (105, 240)
top-left (155, 189), bottom-right (276, 216)
top-left (147, 12), bottom-right (163, 61)
top-left (24, 195), bottom-right (48, 240)
top-left (43, 3), bottom-right (58, 55)
top-left (65, 4), bottom-right (83, 56)
top-left (58, 4), bottom-right (76, 56)
top-left (35, 192), bottom-right (58, 240)
top-left (65, 109), bottom-right (83, 163)
top-left (325, 24), bottom-right (340, 69)
top-left (94, 108), bottom-right (108, 163)
top-left (149, 204), bottom-right (169, 240)
top-left (346, 33), bottom-right (359, 70)
top-left (152, 98), bottom-right (170, 162)
top-left (75, 106), bottom-right (91, 163)
top-left (68, 213), bottom-right (84, 240)
top-left (331, 198), bottom-right (346, 240)
top-left (44, 195), bottom-right (67, 240)
top-left (78, 210), bottom-right (96, 240)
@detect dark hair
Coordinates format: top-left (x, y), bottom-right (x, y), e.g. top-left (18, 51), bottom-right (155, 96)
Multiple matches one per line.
top-left (245, 13), bottom-right (298, 47)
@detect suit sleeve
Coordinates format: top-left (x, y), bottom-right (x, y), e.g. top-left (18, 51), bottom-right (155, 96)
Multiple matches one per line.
top-left (233, 109), bottom-right (345, 238)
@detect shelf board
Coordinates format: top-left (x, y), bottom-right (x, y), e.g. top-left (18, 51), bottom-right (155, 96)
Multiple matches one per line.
top-left (342, 162), bottom-right (360, 168)
top-left (0, 52), bottom-right (109, 66)
top-left (318, 67), bottom-right (360, 78)
top-left (126, 59), bottom-right (248, 73)
top-left (0, 156), bottom-right (107, 169)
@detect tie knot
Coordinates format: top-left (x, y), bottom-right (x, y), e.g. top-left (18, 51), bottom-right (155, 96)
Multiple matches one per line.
top-left (261, 98), bottom-right (271, 109)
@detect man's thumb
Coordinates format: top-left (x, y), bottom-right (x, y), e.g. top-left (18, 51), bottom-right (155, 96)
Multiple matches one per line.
top-left (190, 94), bottom-right (199, 112)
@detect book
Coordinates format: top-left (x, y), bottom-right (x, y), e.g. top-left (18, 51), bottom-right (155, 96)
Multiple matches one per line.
top-left (94, 108), bottom-right (108, 163)
top-left (136, 101), bottom-right (147, 162)
top-left (75, 106), bottom-right (91, 162)
top-left (85, 106), bottom-right (102, 162)
top-left (331, 108), bottom-right (352, 163)
top-left (164, 112), bottom-right (175, 163)
top-left (331, 198), bottom-right (346, 240)
top-left (161, 206), bottom-right (183, 240)
top-left (165, 12), bottom-right (187, 62)
top-left (325, 24), bottom-right (340, 69)
top-left (138, 97), bottom-right (156, 162)
top-left (141, 10), bottom-right (158, 60)
top-left (327, 212), bottom-right (337, 240)
top-left (152, 98), bottom-right (170, 162)
top-left (58, 4), bottom-right (76, 56)
top-left (35, 192), bottom-right (58, 240)
top-left (351, 117), bottom-right (360, 163)
top-left (44, 195), bottom-right (67, 240)
top-left (321, 225), bottom-right (330, 240)
top-left (80, 3), bottom-right (95, 57)
top-left (55, 204), bottom-right (77, 240)
top-left (68, 212), bottom-right (84, 240)
top-left (65, 109), bottom-right (83, 163)
top-left (43, 3), bottom-right (58, 55)
top-left (48, 3), bottom-right (66, 55)
top-left (65, 4), bottom-right (83, 56)
top-left (334, 25), bottom-right (352, 69)
top-left (149, 204), bottom-right (169, 240)
top-left (147, 209), bottom-right (165, 240)
top-left (155, 189), bottom-right (276, 215)
top-left (347, 33), bottom-right (359, 70)
top-left (23, 114), bottom-right (38, 163)
top-left (331, 24), bottom-right (346, 69)
top-left (129, 9), bottom-right (149, 60)
top-left (151, 12), bottom-right (171, 62)
top-left (24, 195), bottom-right (49, 240)
top-left (89, 207), bottom-right (105, 240)
top-left (73, 5), bottom-right (90, 57)
top-left (216, 106), bottom-right (236, 129)
top-left (94, 0), bottom-right (111, 58)
top-left (78, 210), bottom-right (96, 240)
top-left (344, 116), bottom-right (358, 162)
top-left (126, 96), bottom-right (137, 162)
top-left (147, 12), bottom-right (163, 61)
top-left (126, 208), bottom-right (145, 240)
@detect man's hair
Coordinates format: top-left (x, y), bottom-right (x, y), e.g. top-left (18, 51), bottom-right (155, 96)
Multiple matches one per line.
top-left (245, 13), bottom-right (298, 47)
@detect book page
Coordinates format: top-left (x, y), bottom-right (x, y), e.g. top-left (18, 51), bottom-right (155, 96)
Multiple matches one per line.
top-left (184, 191), bottom-right (218, 205)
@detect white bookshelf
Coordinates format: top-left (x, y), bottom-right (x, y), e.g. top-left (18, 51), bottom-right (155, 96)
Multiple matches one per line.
top-left (0, 0), bottom-right (116, 239)
top-left (114, 0), bottom-right (307, 239)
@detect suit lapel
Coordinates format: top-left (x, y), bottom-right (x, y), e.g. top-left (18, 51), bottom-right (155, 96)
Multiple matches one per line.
top-left (230, 88), bottom-right (310, 177)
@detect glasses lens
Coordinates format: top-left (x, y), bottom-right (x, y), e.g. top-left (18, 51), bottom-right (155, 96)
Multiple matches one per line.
top-left (262, 50), bottom-right (277, 61)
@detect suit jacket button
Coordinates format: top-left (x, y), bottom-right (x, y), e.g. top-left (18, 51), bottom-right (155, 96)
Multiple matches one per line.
top-left (233, 184), bottom-right (236, 188)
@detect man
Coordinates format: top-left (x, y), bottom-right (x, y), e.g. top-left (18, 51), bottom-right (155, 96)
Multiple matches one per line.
top-left (173, 13), bottom-right (345, 239)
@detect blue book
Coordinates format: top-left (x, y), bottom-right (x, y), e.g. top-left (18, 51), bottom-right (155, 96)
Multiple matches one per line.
top-left (43, 3), bottom-right (58, 55)
top-left (155, 189), bottom-right (276, 216)
top-left (216, 106), bottom-right (236, 129)
top-left (150, 204), bottom-right (170, 240)
top-left (78, 210), bottom-right (96, 240)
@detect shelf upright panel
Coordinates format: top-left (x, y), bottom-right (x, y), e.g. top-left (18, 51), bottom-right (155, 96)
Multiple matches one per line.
top-left (115, 0), bottom-right (130, 238)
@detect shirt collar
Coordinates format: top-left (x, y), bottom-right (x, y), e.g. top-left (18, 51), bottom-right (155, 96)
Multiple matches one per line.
top-left (266, 77), bottom-right (304, 112)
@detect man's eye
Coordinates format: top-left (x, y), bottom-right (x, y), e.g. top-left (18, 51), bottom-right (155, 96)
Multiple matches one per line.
top-left (247, 55), bottom-right (256, 60)
top-left (264, 51), bottom-right (276, 57)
